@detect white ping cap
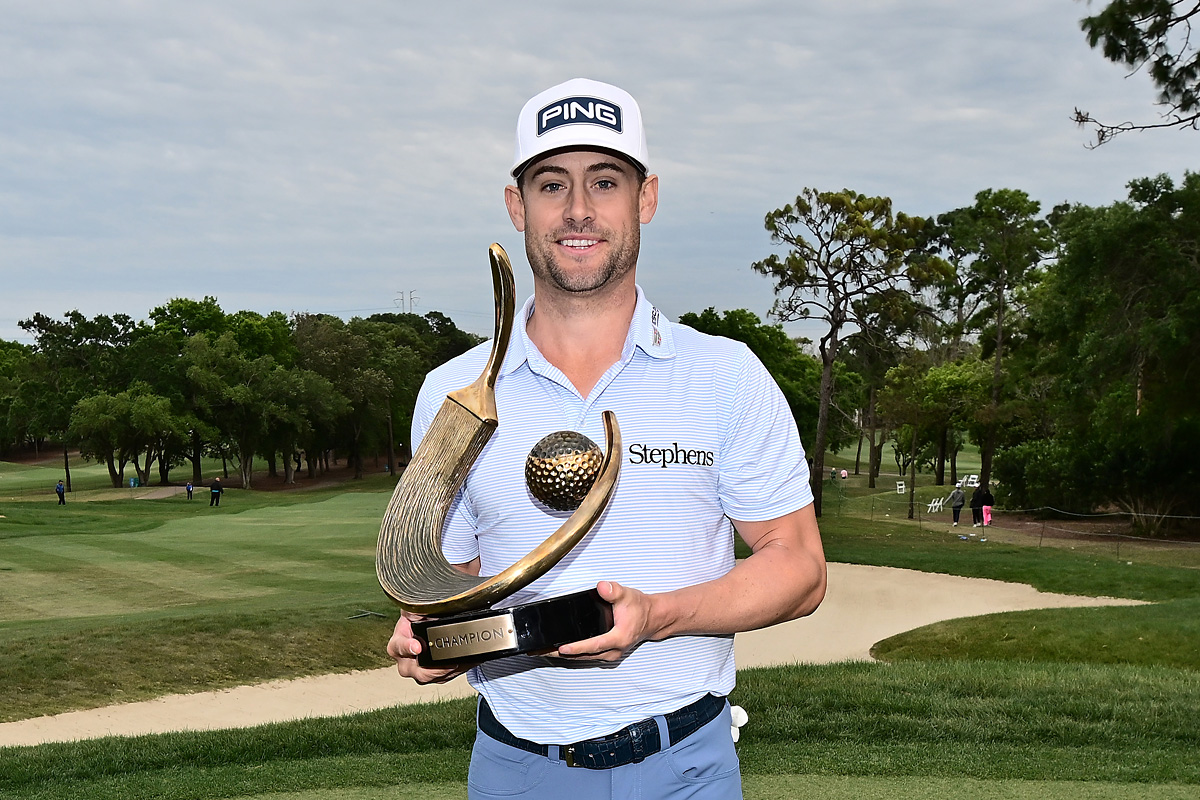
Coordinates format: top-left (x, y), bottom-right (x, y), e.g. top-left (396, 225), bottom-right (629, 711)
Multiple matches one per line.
top-left (511, 78), bottom-right (649, 179)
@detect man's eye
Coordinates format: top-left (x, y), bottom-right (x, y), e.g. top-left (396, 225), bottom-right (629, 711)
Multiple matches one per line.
top-left (595, 179), bottom-right (615, 190)
top-left (542, 182), bottom-right (564, 192)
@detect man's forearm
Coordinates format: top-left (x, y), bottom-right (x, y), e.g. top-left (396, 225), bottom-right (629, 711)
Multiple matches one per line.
top-left (646, 505), bottom-right (826, 640)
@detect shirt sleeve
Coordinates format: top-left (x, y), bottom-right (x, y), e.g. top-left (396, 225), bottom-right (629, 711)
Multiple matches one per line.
top-left (717, 348), bottom-right (813, 522)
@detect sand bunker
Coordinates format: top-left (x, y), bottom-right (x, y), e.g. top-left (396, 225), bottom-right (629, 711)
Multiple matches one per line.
top-left (0, 563), bottom-right (1141, 747)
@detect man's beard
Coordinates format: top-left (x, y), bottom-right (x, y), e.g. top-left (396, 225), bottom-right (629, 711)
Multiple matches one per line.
top-left (526, 224), bottom-right (639, 294)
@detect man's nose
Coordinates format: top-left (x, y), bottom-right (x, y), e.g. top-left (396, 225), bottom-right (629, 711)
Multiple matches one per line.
top-left (564, 186), bottom-right (594, 226)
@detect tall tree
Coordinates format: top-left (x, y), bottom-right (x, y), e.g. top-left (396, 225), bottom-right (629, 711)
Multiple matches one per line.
top-left (17, 311), bottom-right (140, 489)
top-left (752, 188), bottom-right (939, 516)
top-left (184, 332), bottom-right (289, 490)
top-left (1002, 172), bottom-right (1200, 531)
top-left (935, 189), bottom-right (1051, 488)
top-left (1075, 0), bottom-right (1200, 144)
top-left (0, 340), bottom-right (30, 456)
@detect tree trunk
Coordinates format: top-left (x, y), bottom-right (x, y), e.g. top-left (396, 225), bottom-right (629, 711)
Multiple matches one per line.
top-left (907, 427), bottom-right (919, 519)
top-left (240, 454), bottom-right (253, 490)
top-left (935, 426), bottom-right (947, 486)
top-left (866, 386), bottom-right (879, 489)
top-left (105, 452), bottom-right (121, 488)
top-left (981, 277), bottom-right (1007, 488)
top-left (854, 426), bottom-right (864, 476)
top-left (283, 449), bottom-right (295, 484)
top-left (810, 348), bottom-right (838, 518)
top-left (386, 408), bottom-right (397, 479)
top-left (158, 444), bottom-right (171, 485)
top-left (192, 430), bottom-right (203, 485)
top-left (63, 446), bottom-right (73, 493)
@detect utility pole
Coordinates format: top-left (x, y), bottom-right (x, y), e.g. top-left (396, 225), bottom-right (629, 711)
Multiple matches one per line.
top-left (394, 290), bottom-right (420, 314)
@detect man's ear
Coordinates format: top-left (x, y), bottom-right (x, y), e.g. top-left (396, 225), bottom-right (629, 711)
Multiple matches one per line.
top-left (638, 174), bottom-right (659, 225)
top-left (504, 184), bottom-right (526, 232)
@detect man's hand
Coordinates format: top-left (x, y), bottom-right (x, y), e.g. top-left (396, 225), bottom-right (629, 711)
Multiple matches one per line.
top-left (386, 614), bottom-right (473, 685)
top-left (554, 580), bottom-right (656, 662)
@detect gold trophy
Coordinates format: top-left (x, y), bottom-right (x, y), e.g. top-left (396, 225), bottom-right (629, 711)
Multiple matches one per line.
top-left (376, 243), bottom-right (621, 667)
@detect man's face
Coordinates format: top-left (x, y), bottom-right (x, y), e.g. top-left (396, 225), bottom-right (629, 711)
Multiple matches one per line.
top-left (505, 150), bottom-right (658, 296)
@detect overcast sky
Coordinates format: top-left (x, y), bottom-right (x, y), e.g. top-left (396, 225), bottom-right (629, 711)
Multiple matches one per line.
top-left (1, 1), bottom-right (1194, 346)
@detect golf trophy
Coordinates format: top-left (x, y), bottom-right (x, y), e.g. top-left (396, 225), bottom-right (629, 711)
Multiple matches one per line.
top-left (376, 243), bottom-right (621, 667)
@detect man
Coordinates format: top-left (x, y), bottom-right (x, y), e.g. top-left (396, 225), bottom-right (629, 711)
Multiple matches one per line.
top-left (970, 483), bottom-right (985, 527)
top-left (209, 478), bottom-right (222, 507)
top-left (387, 78), bottom-right (826, 799)
top-left (948, 483), bottom-right (966, 526)
top-left (55, 480), bottom-right (65, 505)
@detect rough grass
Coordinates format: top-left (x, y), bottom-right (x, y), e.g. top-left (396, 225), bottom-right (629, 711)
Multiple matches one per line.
top-left (2, 475), bottom-right (1199, 797)
top-left (872, 598), bottom-right (1200, 669)
top-left (2, 660), bottom-right (1197, 799)
top-left (0, 488), bottom-right (398, 722)
top-left (4, 482), bottom-right (1199, 723)
top-left (746, 514), bottom-right (1200, 601)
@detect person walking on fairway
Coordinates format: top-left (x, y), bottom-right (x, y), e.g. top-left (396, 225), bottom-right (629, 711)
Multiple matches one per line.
top-left (186, 480), bottom-right (194, 500)
top-left (970, 484), bottom-right (985, 527)
top-left (388, 77), bottom-right (827, 799)
top-left (209, 478), bottom-right (222, 507)
top-left (55, 480), bottom-right (65, 505)
top-left (948, 483), bottom-right (965, 526)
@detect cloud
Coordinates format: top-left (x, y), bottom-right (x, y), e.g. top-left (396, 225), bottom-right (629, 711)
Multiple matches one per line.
top-left (0, 1), bottom-right (1193, 345)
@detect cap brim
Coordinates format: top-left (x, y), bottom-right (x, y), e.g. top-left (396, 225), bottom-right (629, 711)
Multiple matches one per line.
top-left (512, 145), bottom-right (647, 180)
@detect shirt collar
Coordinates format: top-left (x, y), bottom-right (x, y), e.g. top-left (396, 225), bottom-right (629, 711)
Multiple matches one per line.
top-left (498, 285), bottom-right (675, 377)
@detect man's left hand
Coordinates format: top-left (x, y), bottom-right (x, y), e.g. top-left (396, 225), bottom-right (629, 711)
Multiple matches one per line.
top-left (554, 580), bottom-right (655, 662)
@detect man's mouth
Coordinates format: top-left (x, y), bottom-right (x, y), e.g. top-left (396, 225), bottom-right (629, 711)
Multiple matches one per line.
top-left (558, 238), bottom-right (601, 250)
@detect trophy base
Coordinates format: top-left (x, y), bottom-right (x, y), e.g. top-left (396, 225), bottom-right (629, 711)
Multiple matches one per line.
top-left (410, 588), bottom-right (614, 668)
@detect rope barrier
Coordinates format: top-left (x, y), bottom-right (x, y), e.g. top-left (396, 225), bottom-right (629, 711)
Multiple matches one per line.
top-left (838, 489), bottom-right (1200, 543)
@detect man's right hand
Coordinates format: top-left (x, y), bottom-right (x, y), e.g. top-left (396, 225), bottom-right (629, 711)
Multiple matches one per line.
top-left (386, 614), bottom-right (472, 685)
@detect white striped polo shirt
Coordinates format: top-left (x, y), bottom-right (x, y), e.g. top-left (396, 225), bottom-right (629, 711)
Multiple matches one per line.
top-left (410, 286), bottom-right (813, 743)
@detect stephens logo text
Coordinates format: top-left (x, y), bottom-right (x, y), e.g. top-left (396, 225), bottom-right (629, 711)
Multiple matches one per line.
top-left (628, 442), bottom-right (714, 468)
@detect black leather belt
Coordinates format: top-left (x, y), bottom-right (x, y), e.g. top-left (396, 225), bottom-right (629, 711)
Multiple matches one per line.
top-left (478, 693), bottom-right (725, 770)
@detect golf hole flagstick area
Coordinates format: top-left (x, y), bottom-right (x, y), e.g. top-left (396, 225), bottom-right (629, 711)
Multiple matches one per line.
top-left (0, 563), bottom-right (1142, 747)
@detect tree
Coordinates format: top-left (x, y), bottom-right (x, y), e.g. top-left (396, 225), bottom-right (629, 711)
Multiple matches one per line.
top-left (17, 311), bottom-right (141, 489)
top-left (146, 297), bottom-right (233, 483)
top-left (839, 291), bottom-right (925, 488)
top-left (935, 189), bottom-right (1051, 488)
top-left (752, 188), bottom-right (940, 516)
top-left (184, 332), bottom-right (289, 489)
top-left (0, 340), bottom-right (30, 456)
top-left (1002, 172), bottom-right (1200, 532)
top-left (878, 359), bottom-right (936, 519)
top-left (921, 358), bottom-right (991, 486)
top-left (70, 392), bottom-right (130, 487)
top-left (1075, 0), bottom-right (1200, 145)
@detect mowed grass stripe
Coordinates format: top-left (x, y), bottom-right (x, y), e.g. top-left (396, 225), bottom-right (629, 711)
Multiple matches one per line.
top-left (0, 494), bottom-right (383, 624)
top-left (0, 539), bottom-right (272, 616)
top-left (0, 542), bottom-right (207, 618)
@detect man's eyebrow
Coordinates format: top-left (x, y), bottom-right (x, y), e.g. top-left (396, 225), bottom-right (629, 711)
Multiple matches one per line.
top-left (527, 164), bottom-right (569, 181)
top-left (586, 161), bottom-right (629, 174)
top-left (527, 160), bottom-right (631, 182)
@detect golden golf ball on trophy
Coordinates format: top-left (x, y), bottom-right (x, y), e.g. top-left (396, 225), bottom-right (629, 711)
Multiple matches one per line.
top-left (525, 430), bottom-right (604, 512)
